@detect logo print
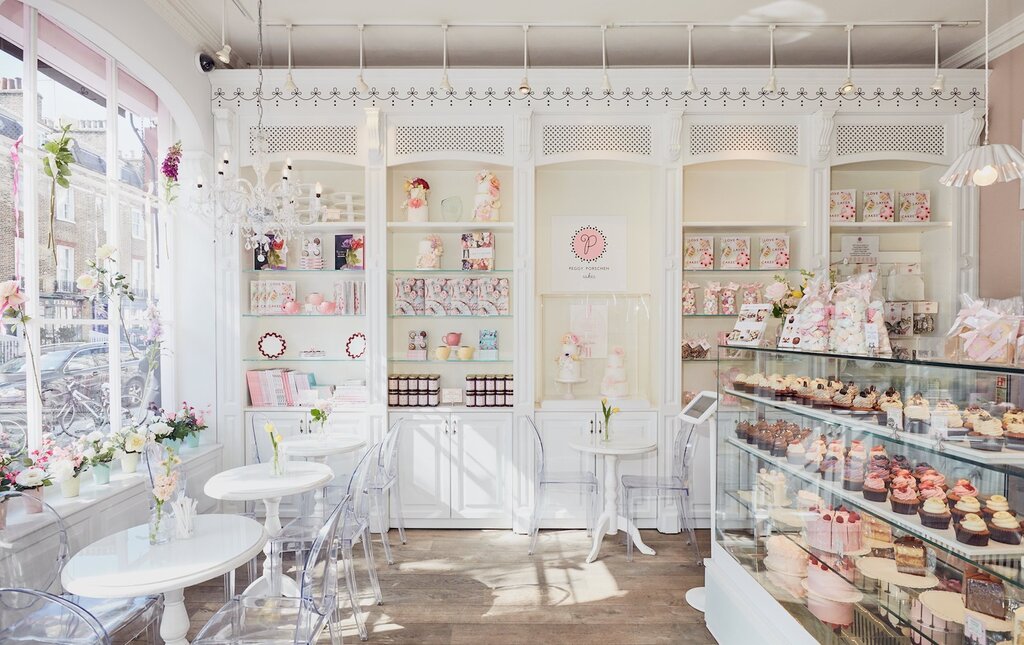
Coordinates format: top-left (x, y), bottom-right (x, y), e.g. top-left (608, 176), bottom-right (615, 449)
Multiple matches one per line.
top-left (571, 226), bottom-right (607, 262)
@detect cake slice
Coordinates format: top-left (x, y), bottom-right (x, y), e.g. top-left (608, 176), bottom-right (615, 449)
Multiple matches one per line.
top-left (893, 536), bottom-right (928, 576)
top-left (963, 571), bottom-right (1006, 620)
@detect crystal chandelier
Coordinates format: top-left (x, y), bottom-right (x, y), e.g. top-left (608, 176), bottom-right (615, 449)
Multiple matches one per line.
top-left (194, 0), bottom-right (322, 251)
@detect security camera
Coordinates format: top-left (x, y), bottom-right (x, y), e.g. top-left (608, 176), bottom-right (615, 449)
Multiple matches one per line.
top-left (195, 52), bottom-right (216, 73)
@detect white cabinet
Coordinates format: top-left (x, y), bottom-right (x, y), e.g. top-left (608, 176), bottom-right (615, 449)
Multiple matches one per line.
top-left (391, 410), bottom-right (512, 527)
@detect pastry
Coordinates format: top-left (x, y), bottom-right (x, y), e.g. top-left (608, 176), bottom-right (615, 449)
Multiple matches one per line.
top-left (988, 510), bottom-right (1023, 545)
top-left (842, 457), bottom-right (865, 492)
top-left (889, 486), bottom-right (920, 515)
top-left (954, 513), bottom-right (990, 547)
top-left (917, 482), bottom-right (946, 503)
top-left (982, 494), bottom-right (1014, 519)
top-left (963, 571), bottom-right (1005, 619)
top-left (847, 441), bottom-right (867, 460)
top-left (862, 515), bottom-right (893, 545)
top-left (765, 535), bottom-right (808, 576)
top-left (862, 472), bottom-right (888, 502)
top-left (876, 388), bottom-right (903, 426)
top-left (918, 469), bottom-right (946, 490)
top-left (890, 470), bottom-right (917, 491)
top-left (968, 417), bottom-right (1006, 452)
top-left (811, 383), bottom-right (832, 408)
top-left (851, 388), bottom-right (877, 412)
top-left (919, 496), bottom-right (952, 529)
top-left (952, 495), bottom-right (982, 526)
top-left (805, 556), bottom-right (857, 627)
top-left (933, 400), bottom-right (966, 437)
top-left (947, 479), bottom-right (978, 504)
top-left (803, 507), bottom-right (863, 553)
top-left (732, 373), bottom-right (749, 392)
top-left (894, 536), bottom-right (928, 576)
top-left (904, 393), bottom-right (930, 434)
top-left (755, 469), bottom-right (788, 506)
top-left (786, 441), bottom-right (806, 465)
top-left (963, 405), bottom-right (988, 430)
top-left (831, 385), bottom-right (855, 411)
top-left (1004, 409), bottom-right (1024, 449)
top-left (796, 490), bottom-right (824, 511)
top-left (819, 456), bottom-right (842, 482)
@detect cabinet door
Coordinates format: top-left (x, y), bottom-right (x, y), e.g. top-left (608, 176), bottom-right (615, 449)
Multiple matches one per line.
top-left (611, 411), bottom-right (659, 521)
top-left (391, 412), bottom-right (451, 520)
top-left (534, 412), bottom-right (598, 526)
top-left (450, 412), bottom-right (512, 521)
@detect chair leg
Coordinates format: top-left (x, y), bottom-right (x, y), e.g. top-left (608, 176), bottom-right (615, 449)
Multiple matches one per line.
top-left (528, 485), bottom-right (544, 556)
top-left (585, 483), bottom-right (594, 538)
top-left (223, 569), bottom-right (235, 602)
top-left (625, 488), bottom-right (634, 562)
top-left (362, 526), bottom-right (384, 605)
top-left (372, 491), bottom-right (394, 565)
top-left (678, 492), bottom-right (701, 563)
top-left (343, 547), bottom-right (368, 641)
top-left (147, 611), bottom-right (161, 644)
top-left (326, 613), bottom-right (341, 645)
top-left (390, 482), bottom-right (407, 545)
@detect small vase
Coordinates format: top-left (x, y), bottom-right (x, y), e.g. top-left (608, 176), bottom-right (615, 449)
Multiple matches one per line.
top-left (0, 498), bottom-right (7, 530)
top-left (92, 463), bottom-right (111, 485)
top-left (22, 487), bottom-right (44, 514)
top-left (121, 452), bottom-right (140, 474)
top-left (271, 450), bottom-right (286, 477)
top-left (149, 501), bottom-right (172, 545)
top-left (60, 475), bottom-right (81, 499)
top-left (185, 434), bottom-right (200, 449)
top-left (163, 438), bottom-right (183, 453)
top-left (602, 419), bottom-right (611, 443)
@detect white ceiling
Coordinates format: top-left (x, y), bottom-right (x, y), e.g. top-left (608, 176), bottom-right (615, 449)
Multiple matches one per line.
top-left (151, 0), bottom-right (1023, 70)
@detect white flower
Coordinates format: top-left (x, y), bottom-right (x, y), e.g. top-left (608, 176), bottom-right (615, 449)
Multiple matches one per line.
top-left (124, 432), bottom-right (147, 453)
top-left (76, 273), bottom-right (98, 291)
top-left (764, 281), bottom-right (788, 302)
top-left (87, 430), bottom-right (104, 443)
top-left (95, 244), bottom-right (116, 261)
top-left (48, 459), bottom-right (76, 483)
top-left (82, 447), bottom-right (97, 461)
top-left (149, 421), bottom-right (172, 437)
top-left (15, 467), bottom-right (47, 488)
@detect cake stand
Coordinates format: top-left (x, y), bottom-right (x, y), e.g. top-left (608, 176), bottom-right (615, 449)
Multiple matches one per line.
top-left (555, 377), bottom-right (587, 399)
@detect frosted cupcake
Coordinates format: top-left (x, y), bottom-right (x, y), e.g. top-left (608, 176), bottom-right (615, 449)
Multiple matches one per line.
top-left (1003, 409), bottom-right (1024, 449)
top-left (988, 511), bottom-right (1023, 545)
top-left (968, 417), bottom-right (1005, 452)
top-left (947, 479), bottom-right (978, 504)
top-left (982, 494), bottom-right (1015, 519)
top-left (951, 495), bottom-right (981, 526)
top-left (933, 400), bottom-right (966, 437)
top-left (876, 388), bottom-right (903, 427)
top-left (786, 441), bottom-right (806, 465)
top-left (919, 496), bottom-right (952, 530)
top-left (904, 394), bottom-right (930, 435)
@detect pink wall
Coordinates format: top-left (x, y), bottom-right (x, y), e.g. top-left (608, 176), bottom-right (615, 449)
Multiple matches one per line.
top-left (979, 45), bottom-right (1024, 298)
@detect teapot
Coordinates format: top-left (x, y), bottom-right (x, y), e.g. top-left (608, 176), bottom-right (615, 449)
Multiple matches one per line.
top-left (443, 332), bottom-right (462, 347)
top-left (282, 298), bottom-right (301, 315)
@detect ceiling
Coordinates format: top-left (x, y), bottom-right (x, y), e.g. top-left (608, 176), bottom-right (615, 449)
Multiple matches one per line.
top-left (150, 0), bottom-right (1023, 70)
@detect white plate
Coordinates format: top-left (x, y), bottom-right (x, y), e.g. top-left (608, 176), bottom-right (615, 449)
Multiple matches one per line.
top-left (855, 556), bottom-right (939, 589)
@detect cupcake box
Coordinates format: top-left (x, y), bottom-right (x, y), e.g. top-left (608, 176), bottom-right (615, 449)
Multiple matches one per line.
top-left (863, 190), bottom-right (896, 222)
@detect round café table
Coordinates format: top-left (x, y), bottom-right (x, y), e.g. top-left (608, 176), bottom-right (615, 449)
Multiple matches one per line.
top-left (278, 434), bottom-right (366, 517)
top-left (61, 514), bottom-right (266, 645)
top-left (204, 461), bottom-right (333, 597)
top-left (569, 437), bottom-right (658, 564)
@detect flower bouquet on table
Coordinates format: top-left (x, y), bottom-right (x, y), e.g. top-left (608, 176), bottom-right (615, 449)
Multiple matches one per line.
top-left (12, 436), bottom-right (54, 513)
top-left (600, 398), bottom-right (621, 443)
top-left (110, 425), bottom-right (150, 473)
top-left (264, 421), bottom-right (286, 476)
top-left (309, 400), bottom-right (333, 434)
top-left (78, 431), bottom-right (116, 485)
top-left (49, 442), bottom-right (86, 499)
top-left (149, 452), bottom-right (181, 545)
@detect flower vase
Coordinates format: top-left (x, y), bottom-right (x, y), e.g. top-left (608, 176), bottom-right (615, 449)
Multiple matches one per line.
top-left (271, 449), bottom-right (286, 477)
top-left (602, 418), bottom-right (611, 443)
top-left (22, 488), bottom-right (44, 514)
top-left (185, 434), bottom-right (200, 449)
top-left (164, 438), bottom-right (183, 453)
top-left (149, 501), bottom-right (172, 545)
top-left (60, 475), bottom-right (81, 499)
top-left (121, 452), bottom-right (140, 474)
top-left (92, 463), bottom-right (111, 485)
top-left (0, 498), bottom-right (7, 530)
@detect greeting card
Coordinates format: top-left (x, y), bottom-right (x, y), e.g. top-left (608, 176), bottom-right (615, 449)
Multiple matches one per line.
top-left (898, 191), bottom-right (931, 222)
top-left (461, 232), bottom-right (495, 271)
top-left (759, 234), bottom-right (790, 269)
top-left (862, 190), bottom-right (895, 222)
top-left (829, 189), bottom-right (857, 222)
top-left (719, 236), bottom-right (751, 270)
top-left (684, 236), bottom-right (715, 271)
top-left (424, 278), bottom-right (452, 315)
top-left (393, 277), bottom-right (425, 315)
top-left (335, 234), bottom-right (365, 270)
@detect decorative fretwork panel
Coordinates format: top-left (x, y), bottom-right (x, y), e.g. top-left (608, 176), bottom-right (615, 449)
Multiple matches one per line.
top-left (248, 125), bottom-right (359, 157)
top-left (688, 124), bottom-right (800, 158)
top-left (393, 125), bottom-right (505, 157)
top-left (541, 124), bottom-right (652, 157)
top-left (835, 124), bottom-right (946, 157)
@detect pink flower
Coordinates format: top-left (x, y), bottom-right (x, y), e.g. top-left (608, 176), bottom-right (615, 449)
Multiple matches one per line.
top-left (408, 198), bottom-right (424, 209)
top-left (0, 280), bottom-right (26, 314)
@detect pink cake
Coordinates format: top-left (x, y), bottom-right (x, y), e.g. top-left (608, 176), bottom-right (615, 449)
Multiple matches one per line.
top-left (805, 556), bottom-right (856, 626)
top-left (765, 536), bottom-right (807, 576)
top-left (806, 591), bottom-right (854, 627)
top-left (803, 507), bottom-right (863, 553)
top-left (910, 592), bottom-right (964, 645)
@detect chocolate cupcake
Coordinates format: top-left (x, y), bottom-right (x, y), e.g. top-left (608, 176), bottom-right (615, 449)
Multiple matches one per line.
top-left (955, 513), bottom-right (991, 547)
top-left (988, 511), bottom-right (1023, 545)
top-left (918, 497), bottom-right (952, 530)
top-left (889, 486), bottom-right (921, 515)
top-left (952, 496), bottom-right (982, 526)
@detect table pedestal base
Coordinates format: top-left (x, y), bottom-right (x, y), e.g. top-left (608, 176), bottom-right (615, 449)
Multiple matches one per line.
top-left (160, 588), bottom-right (190, 645)
top-left (585, 453), bottom-right (657, 564)
top-left (242, 496), bottom-right (301, 598)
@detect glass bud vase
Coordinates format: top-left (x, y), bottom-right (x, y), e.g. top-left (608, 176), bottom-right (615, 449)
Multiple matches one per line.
top-left (602, 418), bottom-right (611, 443)
top-left (149, 501), bottom-right (173, 545)
top-left (270, 449), bottom-right (286, 477)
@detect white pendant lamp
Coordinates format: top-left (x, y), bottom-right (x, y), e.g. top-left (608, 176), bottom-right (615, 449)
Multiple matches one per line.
top-left (440, 24), bottom-right (453, 93)
top-left (685, 24), bottom-right (697, 94)
top-left (283, 24), bottom-right (297, 94)
top-left (355, 24), bottom-right (369, 94)
top-left (931, 24), bottom-right (945, 92)
top-left (600, 25), bottom-right (612, 94)
top-left (519, 25), bottom-right (531, 95)
top-left (215, 0), bottom-right (232, 64)
top-left (941, 0), bottom-right (1024, 187)
top-left (839, 25), bottom-right (856, 97)
top-left (763, 24), bottom-right (777, 94)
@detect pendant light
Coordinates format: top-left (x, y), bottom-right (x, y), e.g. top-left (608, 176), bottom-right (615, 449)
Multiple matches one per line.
top-left (839, 25), bottom-right (856, 97)
top-left (440, 24), bottom-right (453, 93)
top-left (600, 25), bottom-right (612, 94)
top-left (763, 24), bottom-right (777, 94)
top-left (283, 24), bottom-right (297, 94)
top-left (355, 24), bottom-right (369, 94)
top-left (519, 25), bottom-right (531, 95)
top-left (941, 0), bottom-right (1024, 187)
top-left (685, 24), bottom-right (697, 94)
top-left (930, 24), bottom-right (945, 92)
top-left (215, 0), bottom-right (232, 64)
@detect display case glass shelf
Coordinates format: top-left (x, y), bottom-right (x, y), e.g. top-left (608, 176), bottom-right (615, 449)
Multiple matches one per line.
top-left (241, 313), bottom-right (364, 318)
top-left (716, 345), bottom-right (1024, 644)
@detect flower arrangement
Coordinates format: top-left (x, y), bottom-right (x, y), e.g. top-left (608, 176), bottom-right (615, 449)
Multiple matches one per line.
top-left (264, 421), bottom-right (285, 476)
top-left (49, 441), bottom-right (86, 497)
top-left (14, 435), bottom-right (54, 493)
top-left (166, 402), bottom-right (208, 442)
top-left (79, 431), bottom-right (116, 466)
top-left (161, 141), bottom-right (182, 204)
top-left (150, 452), bottom-right (181, 544)
top-left (600, 398), bottom-right (621, 443)
top-left (309, 399), bottom-right (332, 433)
top-left (42, 121), bottom-right (73, 263)
top-left (402, 177), bottom-right (430, 210)
top-left (0, 279), bottom-right (42, 403)
top-left (0, 451), bottom-right (15, 495)
top-left (111, 425), bottom-right (150, 455)
top-left (77, 245), bottom-right (138, 358)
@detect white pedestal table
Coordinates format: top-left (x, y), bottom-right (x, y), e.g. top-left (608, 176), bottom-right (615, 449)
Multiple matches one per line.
top-left (278, 434), bottom-right (367, 517)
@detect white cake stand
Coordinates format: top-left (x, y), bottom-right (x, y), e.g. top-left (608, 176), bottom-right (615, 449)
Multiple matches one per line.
top-left (555, 377), bottom-right (587, 399)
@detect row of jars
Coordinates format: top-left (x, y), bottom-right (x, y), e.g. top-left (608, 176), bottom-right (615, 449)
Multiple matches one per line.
top-left (466, 374), bottom-right (514, 408)
top-left (388, 374), bottom-right (441, 407)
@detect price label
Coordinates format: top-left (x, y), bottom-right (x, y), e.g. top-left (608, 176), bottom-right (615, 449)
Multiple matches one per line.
top-left (963, 613), bottom-right (986, 645)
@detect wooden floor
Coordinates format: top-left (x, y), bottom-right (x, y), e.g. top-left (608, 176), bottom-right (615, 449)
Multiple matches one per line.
top-left (179, 528), bottom-right (715, 644)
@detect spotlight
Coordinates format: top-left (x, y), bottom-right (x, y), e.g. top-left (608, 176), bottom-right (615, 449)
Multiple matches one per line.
top-left (519, 76), bottom-right (531, 95)
top-left (215, 44), bottom-right (232, 65)
top-left (356, 74), bottom-right (369, 94)
top-left (839, 77), bottom-right (856, 97)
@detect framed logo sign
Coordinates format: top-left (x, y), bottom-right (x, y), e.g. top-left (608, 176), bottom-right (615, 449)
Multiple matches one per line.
top-left (551, 216), bottom-right (627, 292)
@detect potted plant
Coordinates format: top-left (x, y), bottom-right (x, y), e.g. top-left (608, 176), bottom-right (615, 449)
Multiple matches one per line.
top-left (112, 426), bottom-right (150, 473)
top-left (79, 431), bottom-right (116, 485)
top-left (149, 417), bottom-right (181, 453)
top-left (15, 436), bottom-right (54, 513)
top-left (170, 402), bottom-right (208, 449)
top-left (49, 443), bottom-right (86, 498)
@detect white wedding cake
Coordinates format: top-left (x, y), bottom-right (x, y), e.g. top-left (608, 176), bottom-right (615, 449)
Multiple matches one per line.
top-left (472, 170), bottom-right (501, 221)
top-left (600, 347), bottom-right (628, 398)
top-left (556, 333), bottom-right (582, 382)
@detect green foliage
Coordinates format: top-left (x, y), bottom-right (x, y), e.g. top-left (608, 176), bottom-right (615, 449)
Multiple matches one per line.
top-left (43, 123), bottom-right (74, 261)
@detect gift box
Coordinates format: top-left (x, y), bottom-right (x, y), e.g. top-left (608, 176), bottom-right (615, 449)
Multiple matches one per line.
top-left (475, 277), bottom-right (510, 315)
top-left (449, 278), bottom-right (478, 315)
top-left (898, 191), bottom-right (931, 222)
top-left (719, 236), bottom-right (751, 270)
top-left (759, 235), bottom-right (790, 269)
top-left (682, 281), bottom-right (699, 316)
top-left (684, 236), bottom-right (715, 271)
top-left (863, 190), bottom-right (896, 222)
top-left (830, 189), bottom-right (857, 222)
top-left (393, 277), bottom-right (425, 315)
top-left (425, 278), bottom-right (452, 315)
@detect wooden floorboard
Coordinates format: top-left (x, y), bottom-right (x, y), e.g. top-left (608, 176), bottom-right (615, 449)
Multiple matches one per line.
top-left (165, 528), bottom-right (714, 644)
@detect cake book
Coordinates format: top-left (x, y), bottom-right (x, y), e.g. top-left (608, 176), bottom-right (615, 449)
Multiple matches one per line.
top-left (475, 277), bottom-right (510, 315)
top-left (253, 235), bottom-right (287, 270)
top-left (299, 235), bottom-right (324, 270)
top-left (461, 232), bottom-right (495, 271)
top-left (449, 277), bottom-right (478, 314)
top-left (759, 234), bottom-right (790, 269)
top-left (334, 279), bottom-right (365, 315)
top-left (719, 236), bottom-right (751, 270)
top-left (250, 280), bottom-right (296, 314)
top-left (684, 236), bottom-right (714, 270)
top-left (863, 190), bottom-right (896, 222)
top-left (393, 277), bottom-right (425, 315)
top-left (830, 190), bottom-right (857, 222)
top-left (478, 329), bottom-right (498, 360)
top-left (335, 234), bottom-right (365, 270)
top-left (424, 277), bottom-right (452, 315)
top-left (725, 303), bottom-right (772, 347)
top-left (899, 190), bottom-right (931, 222)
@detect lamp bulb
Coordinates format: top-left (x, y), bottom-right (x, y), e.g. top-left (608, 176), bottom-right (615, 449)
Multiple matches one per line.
top-left (973, 165), bottom-right (998, 186)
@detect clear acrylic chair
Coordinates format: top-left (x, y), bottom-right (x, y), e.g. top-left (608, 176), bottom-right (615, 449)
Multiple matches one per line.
top-left (0, 588), bottom-right (112, 644)
top-left (273, 443), bottom-right (383, 642)
top-left (0, 491), bottom-right (163, 643)
top-left (621, 421), bottom-right (701, 562)
top-left (368, 419), bottom-right (406, 565)
top-left (193, 493), bottom-right (348, 645)
top-left (526, 417), bottom-right (600, 555)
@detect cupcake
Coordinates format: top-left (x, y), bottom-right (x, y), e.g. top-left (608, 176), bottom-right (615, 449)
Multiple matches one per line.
top-left (851, 388), bottom-right (877, 413)
top-left (955, 513), bottom-right (990, 546)
top-left (919, 469), bottom-right (946, 490)
top-left (754, 374), bottom-right (774, 398)
top-left (963, 406), bottom-right (987, 430)
top-left (919, 496), bottom-right (952, 530)
top-left (869, 444), bottom-right (888, 459)
top-left (947, 479), bottom-right (978, 504)
top-left (843, 457), bottom-right (865, 492)
top-left (988, 511), bottom-right (1023, 545)
top-left (848, 441), bottom-right (867, 460)
top-left (876, 389), bottom-right (904, 427)
top-left (804, 453), bottom-right (823, 474)
top-left (982, 494), bottom-right (1015, 519)
top-left (889, 486), bottom-right (921, 515)
top-left (786, 441), bottom-right (806, 465)
top-left (811, 384), bottom-right (832, 408)
top-left (825, 440), bottom-right (846, 460)
top-left (891, 470), bottom-right (917, 491)
top-left (904, 400), bottom-right (930, 435)
top-left (952, 495), bottom-right (982, 526)
top-left (771, 436), bottom-right (788, 458)
top-left (968, 417), bottom-right (1005, 452)
top-left (832, 385), bottom-right (855, 411)
top-left (860, 473), bottom-right (886, 503)
top-left (917, 482), bottom-right (947, 503)
top-left (934, 400), bottom-right (966, 437)
top-left (1004, 409), bottom-right (1024, 449)
top-left (819, 456), bottom-right (842, 482)
top-left (732, 373), bottom-right (749, 392)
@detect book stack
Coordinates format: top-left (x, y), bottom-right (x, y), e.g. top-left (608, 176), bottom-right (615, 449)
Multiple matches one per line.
top-left (394, 276), bottom-right (510, 316)
top-left (334, 280), bottom-right (366, 315)
top-left (250, 280), bottom-right (296, 314)
top-left (246, 368), bottom-right (319, 407)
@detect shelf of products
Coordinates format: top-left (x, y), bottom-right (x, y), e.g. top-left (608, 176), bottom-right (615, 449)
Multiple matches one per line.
top-left (829, 221), bottom-right (952, 233)
top-left (242, 313), bottom-right (364, 318)
top-left (683, 221), bottom-right (807, 231)
top-left (387, 269), bottom-right (513, 275)
top-left (387, 221), bottom-right (513, 231)
top-left (716, 345), bottom-right (1024, 643)
top-left (242, 357), bottom-right (366, 363)
top-left (244, 269), bottom-right (366, 275)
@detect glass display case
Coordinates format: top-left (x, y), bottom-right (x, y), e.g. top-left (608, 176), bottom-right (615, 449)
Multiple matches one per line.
top-left (716, 345), bottom-right (1024, 644)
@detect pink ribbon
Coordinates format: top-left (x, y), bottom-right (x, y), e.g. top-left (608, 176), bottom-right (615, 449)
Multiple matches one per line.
top-left (10, 136), bottom-right (22, 281)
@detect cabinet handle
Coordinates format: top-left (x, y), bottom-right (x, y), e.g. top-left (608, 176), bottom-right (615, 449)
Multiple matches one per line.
top-left (589, 419), bottom-right (594, 434)
top-left (452, 419), bottom-right (457, 435)
top-left (444, 420), bottom-right (449, 435)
